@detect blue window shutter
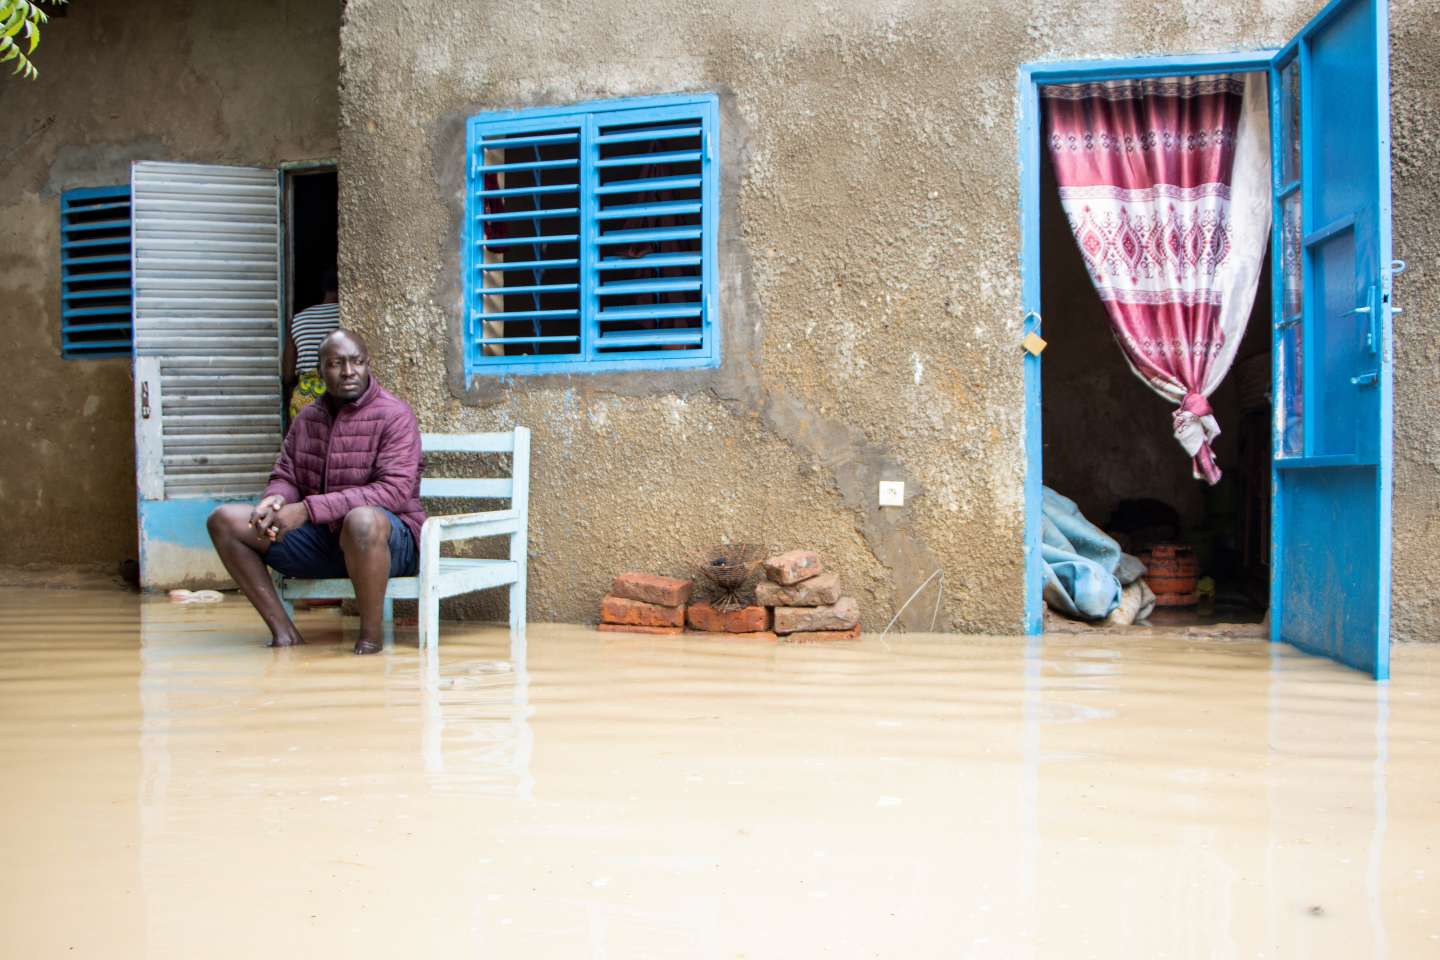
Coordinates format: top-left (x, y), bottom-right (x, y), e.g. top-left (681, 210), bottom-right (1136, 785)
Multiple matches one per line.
top-left (60, 185), bottom-right (134, 359)
top-left (467, 115), bottom-right (586, 368)
top-left (464, 94), bottom-right (719, 377)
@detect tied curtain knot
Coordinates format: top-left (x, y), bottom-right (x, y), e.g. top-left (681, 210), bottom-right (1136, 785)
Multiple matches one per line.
top-left (1172, 392), bottom-right (1222, 485)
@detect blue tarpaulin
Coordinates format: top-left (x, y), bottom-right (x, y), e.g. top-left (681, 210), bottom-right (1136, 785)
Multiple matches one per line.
top-left (1042, 487), bottom-right (1124, 620)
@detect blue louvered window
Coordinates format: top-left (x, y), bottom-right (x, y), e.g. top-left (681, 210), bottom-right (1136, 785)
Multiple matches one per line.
top-left (463, 94), bottom-right (719, 376)
top-left (59, 185), bottom-right (134, 359)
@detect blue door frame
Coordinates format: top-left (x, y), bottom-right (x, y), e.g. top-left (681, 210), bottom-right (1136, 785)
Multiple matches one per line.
top-left (1016, 51), bottom-right (1277, 637)
top-left (1018, 0), bottom-right (1395, 680)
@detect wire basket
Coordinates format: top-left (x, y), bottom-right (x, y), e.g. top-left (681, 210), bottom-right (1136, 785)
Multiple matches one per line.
top-left (691, 543), bottom-right (763, 611)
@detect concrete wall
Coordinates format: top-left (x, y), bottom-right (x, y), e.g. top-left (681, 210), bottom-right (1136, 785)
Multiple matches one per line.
top-left (0, 0), bottom-right (338, 570)
top-left (337, 0), bottom-right (1438, 637)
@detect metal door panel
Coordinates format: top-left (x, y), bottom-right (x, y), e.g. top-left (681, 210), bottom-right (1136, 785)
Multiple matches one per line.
top-left (131, 162), bottom-right (282, 589)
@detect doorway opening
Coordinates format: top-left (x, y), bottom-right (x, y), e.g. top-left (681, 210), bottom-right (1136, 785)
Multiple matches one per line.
top-left (282, 165), bottom-right (338, 424)
top-left (1025, 65), bottom-right (1284, 639)
top-left (1030, 68), bottom-right (1274, 634)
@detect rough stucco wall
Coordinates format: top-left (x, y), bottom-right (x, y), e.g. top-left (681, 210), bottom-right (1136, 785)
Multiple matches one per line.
top-left (0, 0), bottom-right (338, 568)
top-left (338, 0), bottom-right (1440, 638)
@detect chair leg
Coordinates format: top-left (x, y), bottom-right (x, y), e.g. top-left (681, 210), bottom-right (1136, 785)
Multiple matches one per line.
top-left (419, 593), bottom-right (439, 650)
top-left (509, 580), bottom-right (526, 662)
top-left (417, 522), bottom-right (441, 650)
top-left (508, 527), bottom-right (527, 663)
top-left (272, 572), bottom-right (295, 620)
top-left (382, 597), bottom-right (394, 623)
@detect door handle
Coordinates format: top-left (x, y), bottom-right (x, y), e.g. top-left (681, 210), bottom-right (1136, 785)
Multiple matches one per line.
top-left (1342, 285), bottom-right (1380, 354)
top-left (1346, 284), bottom-right (1382, 386)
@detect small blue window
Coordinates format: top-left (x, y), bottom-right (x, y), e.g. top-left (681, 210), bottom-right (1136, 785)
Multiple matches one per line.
top-left (60, 185), bottom-right (134, 359)
top-left (463, 94), bottom-right (719, 377)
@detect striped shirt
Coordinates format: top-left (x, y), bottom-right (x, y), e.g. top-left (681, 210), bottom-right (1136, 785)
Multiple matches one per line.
top-left (291, 301), bottom-right (341, 373)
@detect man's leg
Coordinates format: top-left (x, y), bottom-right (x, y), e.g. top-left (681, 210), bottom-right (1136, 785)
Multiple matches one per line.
top-left (206, 505), bottom-right (305, 647)
top-left (340, 506), bottom-right (393, 655)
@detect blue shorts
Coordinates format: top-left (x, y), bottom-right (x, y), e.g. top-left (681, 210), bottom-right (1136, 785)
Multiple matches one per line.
top-left (264, 508), bottom-right (419, 579)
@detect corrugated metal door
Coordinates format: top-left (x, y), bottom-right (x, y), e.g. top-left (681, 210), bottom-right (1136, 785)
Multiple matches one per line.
top-left (131, 162), bottom-right (283, 589)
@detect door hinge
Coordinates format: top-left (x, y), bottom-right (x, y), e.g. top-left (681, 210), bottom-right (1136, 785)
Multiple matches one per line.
top-left (141, 381), bottom-right (151, 419)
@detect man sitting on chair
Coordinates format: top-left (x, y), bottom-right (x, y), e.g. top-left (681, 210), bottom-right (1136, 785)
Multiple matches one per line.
top-left (207, 329), bottom-right (427, 655)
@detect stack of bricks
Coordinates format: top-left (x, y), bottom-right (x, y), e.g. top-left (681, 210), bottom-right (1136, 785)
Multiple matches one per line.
top-left (685, 595), bottom-right (775, 641)
top-left (598, 573), bottom-right (694, 636)
top-left (756, 550), bottom-right (862, 642)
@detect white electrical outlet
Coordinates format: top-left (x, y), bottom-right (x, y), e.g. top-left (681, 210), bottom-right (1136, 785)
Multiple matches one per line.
top-left (878, 481), bottom-right (905, 507)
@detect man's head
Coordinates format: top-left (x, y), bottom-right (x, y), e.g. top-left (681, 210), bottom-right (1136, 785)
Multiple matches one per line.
top-left (321, 269), bottom-right (338, 303)
top-left (318, 329), bottom-right (370, 403)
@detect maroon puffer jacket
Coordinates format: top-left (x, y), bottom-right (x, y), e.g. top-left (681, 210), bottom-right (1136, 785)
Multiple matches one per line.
top-left (264, 377), bottom-right (427, 544)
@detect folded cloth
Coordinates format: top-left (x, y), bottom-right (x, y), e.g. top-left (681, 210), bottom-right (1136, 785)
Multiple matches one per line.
top-left (1115, 552), bottom-right (1148, 586)
top-left (1103, 579), bottom-right (1157, 627)
top-left (1041, 487), bottom-right (1124, 621)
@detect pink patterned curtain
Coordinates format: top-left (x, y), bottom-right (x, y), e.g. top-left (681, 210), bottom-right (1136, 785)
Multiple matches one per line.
top-left (1043, 74), bottom-right (1271, 485)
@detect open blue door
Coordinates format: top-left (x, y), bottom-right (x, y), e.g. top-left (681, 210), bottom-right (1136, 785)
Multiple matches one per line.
top-left (1269, 0), bottom-right (1397, 678)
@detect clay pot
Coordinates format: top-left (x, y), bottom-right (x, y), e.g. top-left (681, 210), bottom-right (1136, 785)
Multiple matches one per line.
top-left (1138, 544), bottom-right (1199, 607)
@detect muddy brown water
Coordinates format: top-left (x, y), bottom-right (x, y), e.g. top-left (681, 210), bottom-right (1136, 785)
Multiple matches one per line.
top-left (2, 588), bottom-right (1437, 958)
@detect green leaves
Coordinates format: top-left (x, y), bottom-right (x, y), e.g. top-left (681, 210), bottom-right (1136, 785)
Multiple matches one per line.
top-left (1, 0), bottom-right (63, 80)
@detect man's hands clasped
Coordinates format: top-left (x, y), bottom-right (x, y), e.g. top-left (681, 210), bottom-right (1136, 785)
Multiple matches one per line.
top-left (249, 495), bottom-right (309, 543)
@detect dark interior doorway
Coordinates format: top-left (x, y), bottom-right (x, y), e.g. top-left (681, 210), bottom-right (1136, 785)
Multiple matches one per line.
top-left (282, 166), bottom-right (338, 425)
top-left (1038, 139), bottom-right (1271, 630)
top-left (286, 168), bottom-right (338, 320)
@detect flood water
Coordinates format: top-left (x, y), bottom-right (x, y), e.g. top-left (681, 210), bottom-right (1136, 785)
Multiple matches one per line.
top-left (2, 587), bottom-right (1438, 958)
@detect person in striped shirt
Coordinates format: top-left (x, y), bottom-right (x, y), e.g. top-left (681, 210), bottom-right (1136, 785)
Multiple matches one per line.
top-left (284, 270), bottom-right (341, 417)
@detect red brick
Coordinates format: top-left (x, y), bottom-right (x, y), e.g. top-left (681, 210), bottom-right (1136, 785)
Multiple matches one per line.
top-left (762, 550), bottom-right (823, 586)
top-left (755, 571), bottom-right (841, 607)
top-left (685, 630), bottom-right (780, 642)
top-left (600, 594), bottom-right (684, 627)
top-left (773, 597), bottom-right (860, 634)
top-left (782, 625), bottom-right (862, 642)
top-left (597, 623), bottom-right (685, 636)
top-left (686, 602), bottom-right (770, 633)
top-left (611, 572), bottom-right (694, 606)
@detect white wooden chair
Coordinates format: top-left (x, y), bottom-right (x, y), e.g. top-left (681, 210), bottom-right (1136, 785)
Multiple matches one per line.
top-left (275, 427), bottom-right (530, 652)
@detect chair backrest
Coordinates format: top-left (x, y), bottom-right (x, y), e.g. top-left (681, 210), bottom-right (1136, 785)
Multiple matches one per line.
top-left (418, 429), bottom-right (531, 515)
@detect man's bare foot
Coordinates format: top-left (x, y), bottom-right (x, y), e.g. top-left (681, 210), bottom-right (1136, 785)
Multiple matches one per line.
top-left (353, 636), bottom-right (383, 655)
top-left (268, 629), bottom-right (306, 648)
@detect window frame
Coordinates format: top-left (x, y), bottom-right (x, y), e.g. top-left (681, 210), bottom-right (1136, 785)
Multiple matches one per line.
top-left (462, 93), bottom-right (720, 378)
top-left (59, 184), bottom-right (134, 360)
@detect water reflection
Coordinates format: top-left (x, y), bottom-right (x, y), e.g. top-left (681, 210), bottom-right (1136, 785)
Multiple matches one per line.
top-left (1259, 641), bottom-right (1394, 956)
top-left (416, 645), bottom-right (534, 798)
top-left (137, 600), bottom-right (534, 805)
